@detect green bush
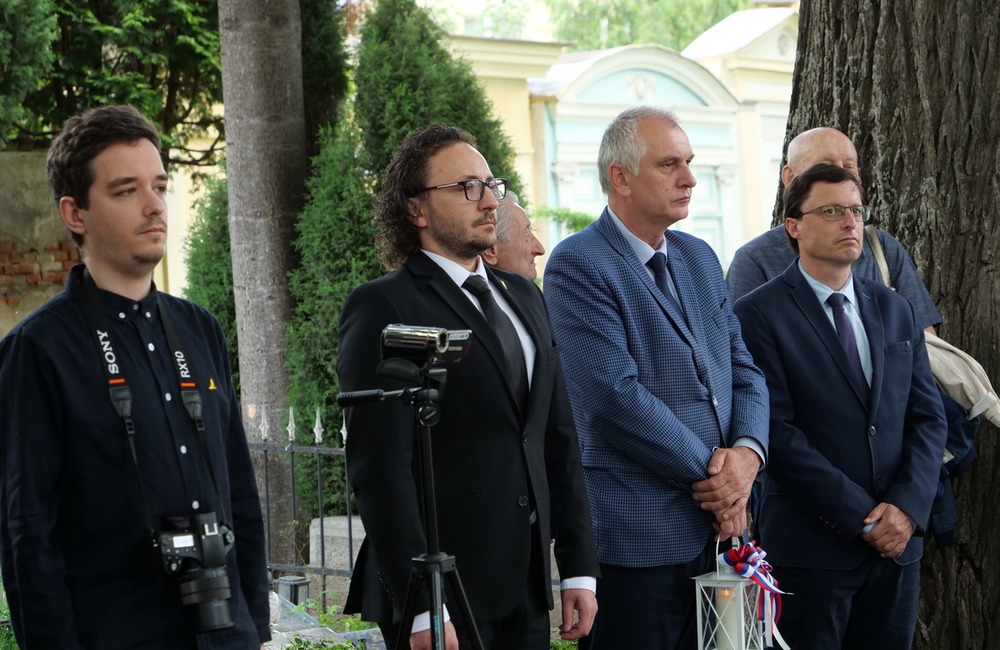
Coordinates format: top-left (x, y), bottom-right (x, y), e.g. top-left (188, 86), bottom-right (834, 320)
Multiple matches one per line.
top-left (355, 0), bottom-right (523, 193)
top-left (0, 0), bottom-right (56, 144)
top-left (183, 165), bottom-right (240, 392)
top-left (286, 110), bottom-right (381, 518)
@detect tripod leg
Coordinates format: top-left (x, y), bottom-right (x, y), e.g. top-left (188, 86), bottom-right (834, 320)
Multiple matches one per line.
top-left (428, 565), bottom-right (447, 649)
top-left (396, 554), bottom-right (451, 650)
top-left (446, 564), bottom-right (484, 650)
top-left (395, 571), bottom-right (422, 650)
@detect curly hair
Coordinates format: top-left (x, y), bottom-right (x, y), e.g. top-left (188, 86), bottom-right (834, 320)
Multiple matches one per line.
top-left (46, 105), bottom-right (161, 247)
top-left (374, 124), bottom-right (477, 270)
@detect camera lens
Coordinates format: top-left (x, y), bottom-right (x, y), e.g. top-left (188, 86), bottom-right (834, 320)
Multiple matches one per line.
top-left (178, 566), bottom-right (234, 631)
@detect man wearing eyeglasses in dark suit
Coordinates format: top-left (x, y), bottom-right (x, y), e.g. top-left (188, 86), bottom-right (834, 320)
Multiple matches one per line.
top-left (733, 163), bottom-right (947, 649)
top-left (337, 124), bottom-right (598, 650)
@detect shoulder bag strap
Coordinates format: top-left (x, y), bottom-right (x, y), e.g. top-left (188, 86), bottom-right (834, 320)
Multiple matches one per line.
top-left (864, 224), bottom-right (894, 290)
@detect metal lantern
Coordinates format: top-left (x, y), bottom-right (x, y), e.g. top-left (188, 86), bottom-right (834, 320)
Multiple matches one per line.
top-left (694, 539), bottom-right (790, 650)
top-left (694, 567), bottom-right (765, 650)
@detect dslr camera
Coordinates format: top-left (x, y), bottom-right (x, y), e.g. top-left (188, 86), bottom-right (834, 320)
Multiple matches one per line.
top-left (155, 512), bottom-right (235, 632)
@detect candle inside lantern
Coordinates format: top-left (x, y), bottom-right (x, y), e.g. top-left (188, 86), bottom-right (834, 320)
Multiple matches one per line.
top-left (715, 585), bottom-right (741, 650)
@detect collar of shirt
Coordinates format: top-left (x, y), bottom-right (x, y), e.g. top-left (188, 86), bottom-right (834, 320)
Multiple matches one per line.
top-left (798, 260), bottom-right (872, 382)
top-left (72, 264), bottom-right (160, 322)
top-left (606, 205), bottom-right (668, 267)
top-left (421, 249), bottom-right (487, 288)
top-left (797, 260), bottom-right (859, 311)
top-left (420, 250), bottom-right (536, 384)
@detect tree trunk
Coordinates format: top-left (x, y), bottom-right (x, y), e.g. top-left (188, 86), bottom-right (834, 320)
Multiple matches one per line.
top-left (788, 1), bottom-right (1000, 647)
top-left (218, 0), bottom-right (308, 566)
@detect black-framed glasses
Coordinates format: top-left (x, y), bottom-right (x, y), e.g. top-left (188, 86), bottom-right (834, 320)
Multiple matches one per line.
top-left (420, 178), bottom-right (507, 202)
top-left (801, 204), bottom-right (871, 223)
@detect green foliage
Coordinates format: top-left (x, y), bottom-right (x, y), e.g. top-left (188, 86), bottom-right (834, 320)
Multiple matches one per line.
top-left (291, 592), bottom-right (377, 632)
top-left (0, 579), bottom-right (16, 649)
top-left (355, 0), bottom-right (523, 193)
top-left (535, 205), bottom-right (596, 235)
top-left (550, 641), bottom-right (578, 649)
top-left (7, 0), bottom-right (223, 165)
top-left (183, 164), bottom-right (240, 392)
top-left (287, 636), bottom-right (364, 650)
top-left (545, 0), bottom-right (752, 51)
top-left (286, 110), bottom-right (380, 517)
top-left (0, 0), bottom-right (57, 142)
top-left (301, 0), bottom-right (350, 159)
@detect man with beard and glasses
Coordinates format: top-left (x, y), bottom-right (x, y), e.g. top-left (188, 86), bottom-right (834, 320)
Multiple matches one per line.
top-left (337, 124), bottom-right (598, 650)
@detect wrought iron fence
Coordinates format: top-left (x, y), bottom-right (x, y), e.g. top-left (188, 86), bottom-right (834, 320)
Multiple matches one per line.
top-left (248, 407), bottom-right (357, 612)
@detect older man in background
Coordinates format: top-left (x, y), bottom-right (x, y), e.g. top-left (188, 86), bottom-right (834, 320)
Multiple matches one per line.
top-left (482, 191), bottom-right (546, 281)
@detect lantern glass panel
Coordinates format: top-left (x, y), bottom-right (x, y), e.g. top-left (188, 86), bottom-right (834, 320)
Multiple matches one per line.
top-left (694, 571), bottom-right (764, 650)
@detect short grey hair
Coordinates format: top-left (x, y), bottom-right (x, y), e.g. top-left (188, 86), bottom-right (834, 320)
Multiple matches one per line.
top-left (598, 106), bottom-right (680, 196)
top-left (494, 190), bottom-right (521, 244)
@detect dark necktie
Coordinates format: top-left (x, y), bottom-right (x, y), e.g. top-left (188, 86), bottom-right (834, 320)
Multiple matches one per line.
top-left (646, 252), bottom-right (684, 317)
top-left (463, 275), bottom-right (529, 410)
top-left (827, 292), bottom-right (870, 403)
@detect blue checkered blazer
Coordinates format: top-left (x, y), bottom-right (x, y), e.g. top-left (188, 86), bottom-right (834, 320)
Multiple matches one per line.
top-left (545, 209), bottom-right (769, 567)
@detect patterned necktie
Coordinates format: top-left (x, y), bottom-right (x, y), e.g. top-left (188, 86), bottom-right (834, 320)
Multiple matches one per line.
top-left (827, 292), bottom-right (870, 403)
top-left (646, 252), bottom-right (684, 317)
top-left (463, 275), bottom-right (529, 410)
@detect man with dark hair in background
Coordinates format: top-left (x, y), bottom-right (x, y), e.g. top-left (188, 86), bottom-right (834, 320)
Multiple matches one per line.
top-left (0, 105), bottom-right (270, 649)
top-left (726, 127), bottom-right (941, 336)
top-left (338, 124), bottom-right (598, 650)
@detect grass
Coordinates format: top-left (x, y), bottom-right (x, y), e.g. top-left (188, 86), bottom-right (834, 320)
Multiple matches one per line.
top-left (290, 592), bottom-right (378, 634)
top-left (0, 584), bottom-right (17, 649)
top-left (284, 634), bottom-right (578, 649)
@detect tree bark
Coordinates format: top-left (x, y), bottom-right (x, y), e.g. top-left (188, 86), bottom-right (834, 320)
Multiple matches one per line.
top-left (218, 0), bottom-right (307, 566)
top-left (788, 1), bottom-right (1000, 647)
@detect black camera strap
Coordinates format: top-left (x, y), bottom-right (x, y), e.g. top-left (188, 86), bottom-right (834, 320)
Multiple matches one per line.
top-left (79, 269), bottom-right (227, 534)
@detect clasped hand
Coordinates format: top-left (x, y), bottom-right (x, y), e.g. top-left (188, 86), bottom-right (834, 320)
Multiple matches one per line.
top-left (862, 502), bottom-right (914, 558)
top-left (692, 446), bottom-right (761, 538)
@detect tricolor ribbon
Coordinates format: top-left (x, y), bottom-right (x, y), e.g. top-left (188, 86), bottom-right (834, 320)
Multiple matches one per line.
top-left (718, 541), bottom-right (791, 650)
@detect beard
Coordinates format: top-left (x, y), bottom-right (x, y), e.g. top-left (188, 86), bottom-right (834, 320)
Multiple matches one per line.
top-left (427, 214), bottom-right (497, 261)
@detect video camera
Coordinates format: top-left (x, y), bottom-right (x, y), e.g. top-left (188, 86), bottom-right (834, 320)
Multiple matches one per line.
top-left (381, 324), bottom-right (471, 366)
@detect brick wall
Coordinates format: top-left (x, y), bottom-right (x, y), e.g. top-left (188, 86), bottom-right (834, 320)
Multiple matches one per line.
top-left (0, 150), bottom-right (72, 337)
top-left (0, 236), bottom-right (78, 308)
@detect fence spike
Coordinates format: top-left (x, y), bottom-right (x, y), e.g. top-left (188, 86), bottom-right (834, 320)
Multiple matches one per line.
top-left (313, 408), bottom-right (325, 444)
top-left (259, 404), bottom-right (269, 441)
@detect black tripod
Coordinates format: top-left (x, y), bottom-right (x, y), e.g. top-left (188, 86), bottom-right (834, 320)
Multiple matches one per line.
top-left (338, 359), bottom-right (484, 650)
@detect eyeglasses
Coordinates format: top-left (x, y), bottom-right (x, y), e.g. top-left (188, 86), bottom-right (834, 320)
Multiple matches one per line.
top-left (420, 178), bottom-right (507, 202)
top-left (801, 205), bottom-right (871, 223)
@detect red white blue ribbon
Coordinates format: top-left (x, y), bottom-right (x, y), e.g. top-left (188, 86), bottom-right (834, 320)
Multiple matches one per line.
top-left (718, 541), bottom-right (791, 650)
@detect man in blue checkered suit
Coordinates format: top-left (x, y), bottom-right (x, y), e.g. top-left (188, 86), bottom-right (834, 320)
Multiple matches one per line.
top-left (545, 107), bottom-right (769, 650)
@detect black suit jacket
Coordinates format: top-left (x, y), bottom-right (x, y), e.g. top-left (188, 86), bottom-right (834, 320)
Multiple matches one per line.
top-left (337, 252), bottom-right (598, 625)
top-left (733, 263), bottom-right (947, 569)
